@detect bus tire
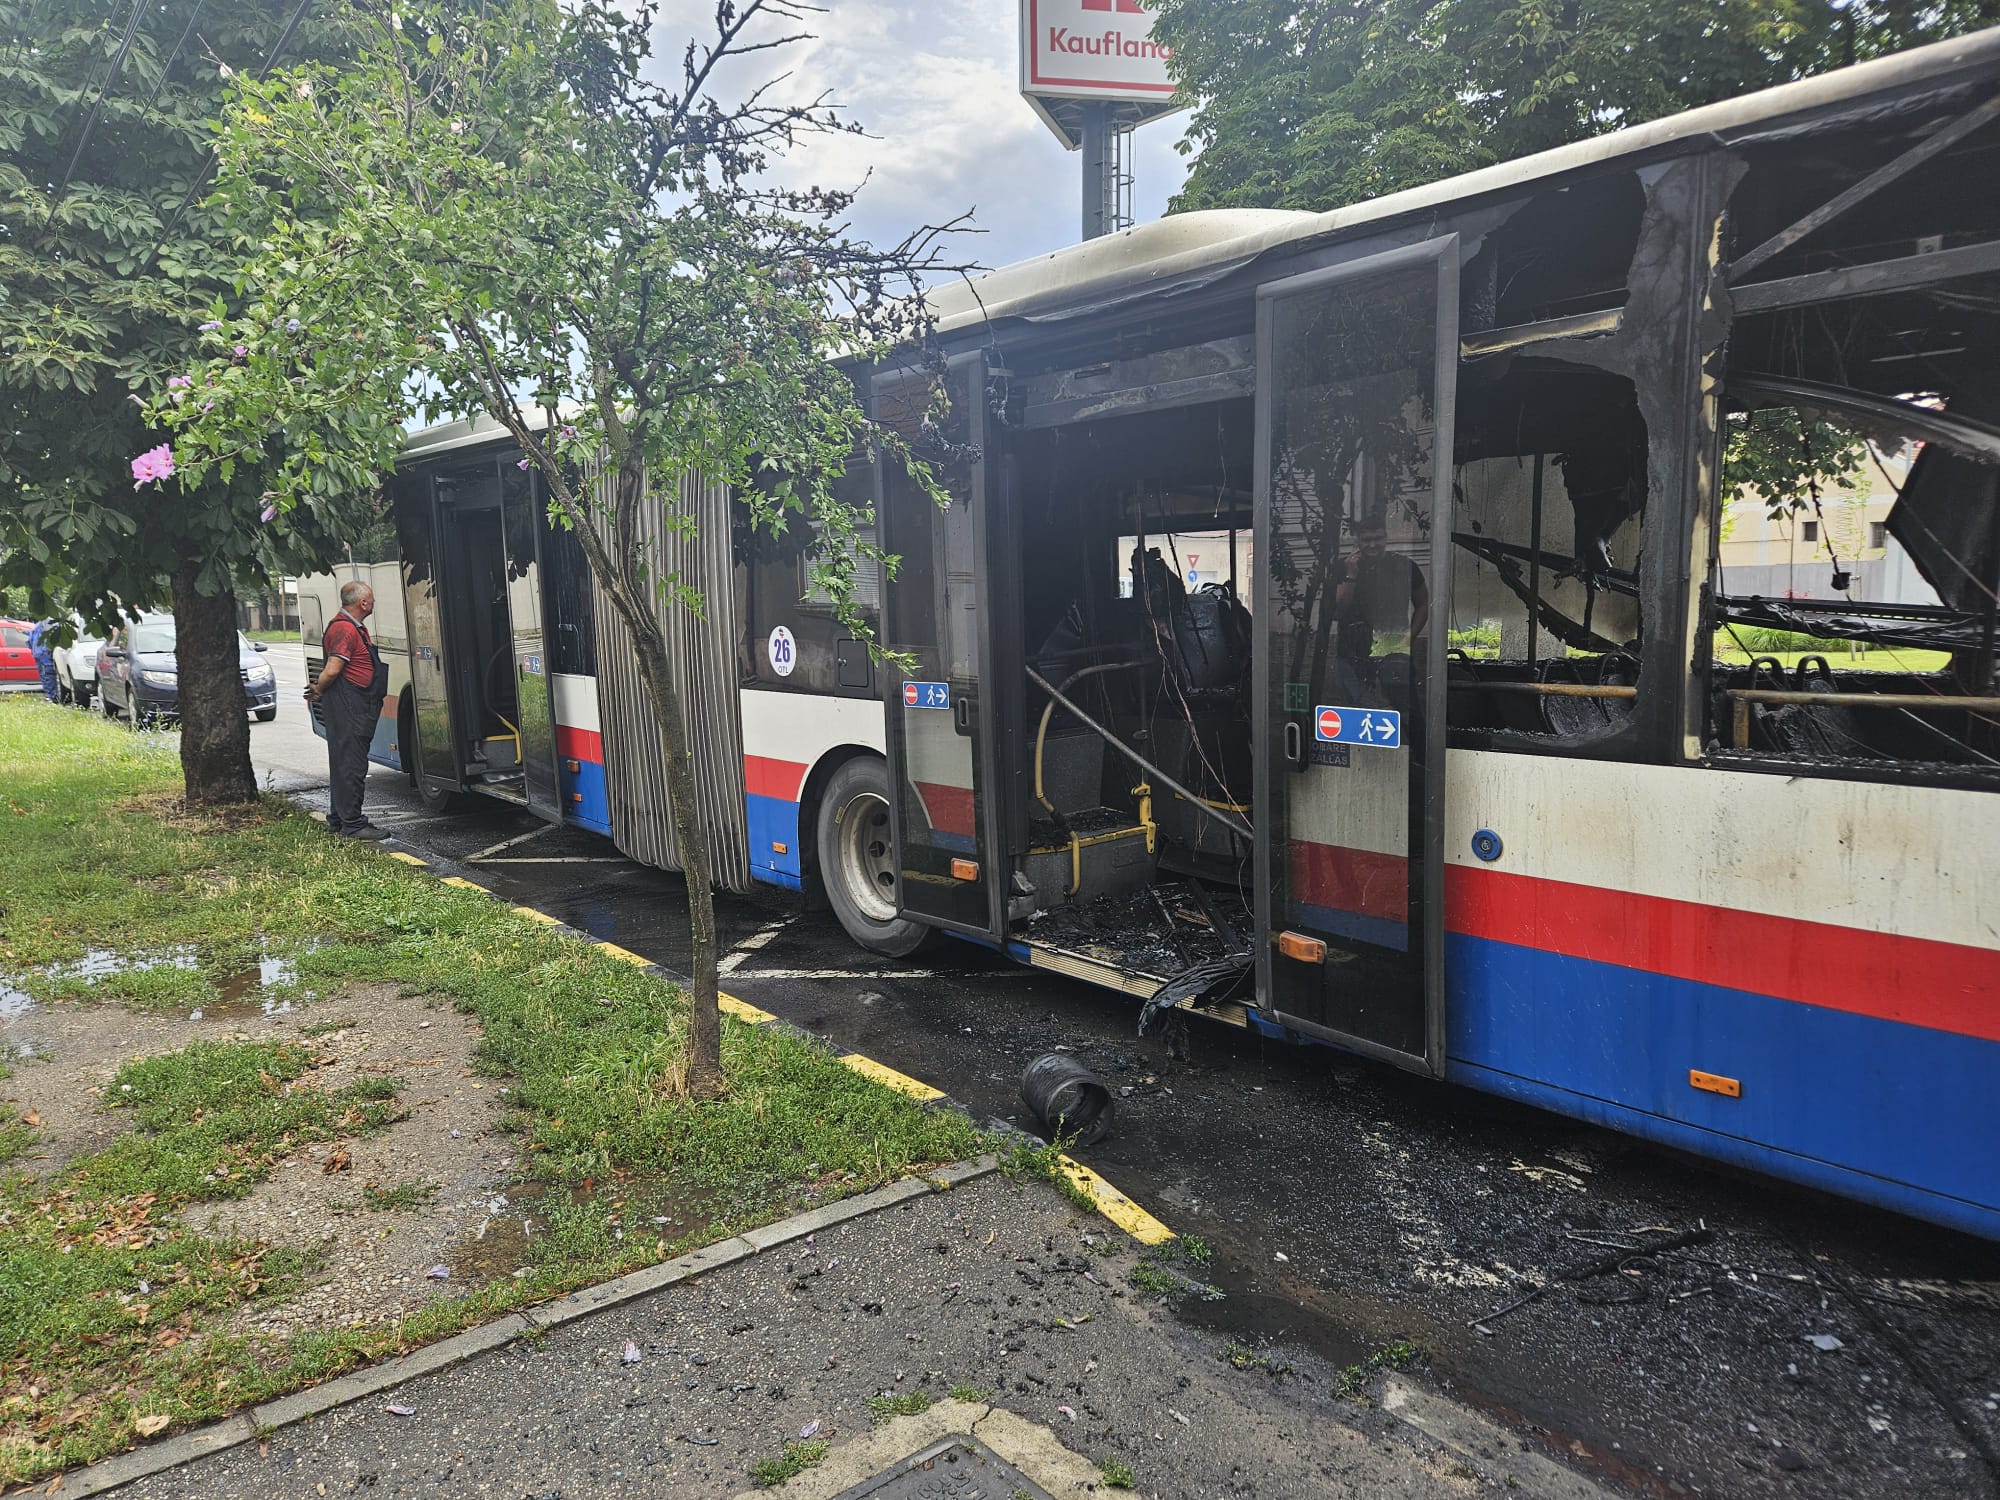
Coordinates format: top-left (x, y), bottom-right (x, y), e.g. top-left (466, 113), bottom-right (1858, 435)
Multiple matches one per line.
top-left (816, 756), bottom-right (930, 958)
top-left (419, 778), bottom-right (466, 815)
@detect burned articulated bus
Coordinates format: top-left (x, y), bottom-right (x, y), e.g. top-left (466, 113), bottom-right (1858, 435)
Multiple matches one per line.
top-left (310, 31), bottom-right (2000, 1240)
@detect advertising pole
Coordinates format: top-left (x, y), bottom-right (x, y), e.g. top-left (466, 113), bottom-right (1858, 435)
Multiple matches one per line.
top-left (1080, 103), bottom-right (1109, 240)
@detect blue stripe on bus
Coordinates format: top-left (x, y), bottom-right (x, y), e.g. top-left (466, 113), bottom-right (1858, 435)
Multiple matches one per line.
top-left (1444, 933), bottom-right (2000, 1238)
top-left (561, 757), bottom-right (612, 836)
top-left (1289, 899), bottom-right (1410, 953)
top-left (745, 791), bottom-right (805, 890)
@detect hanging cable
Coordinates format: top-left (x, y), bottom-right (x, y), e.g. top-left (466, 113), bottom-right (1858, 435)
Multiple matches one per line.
top-left (135, 0), bottom-right (208, 119)
top-left (43, 0), bottom-right (151, 228)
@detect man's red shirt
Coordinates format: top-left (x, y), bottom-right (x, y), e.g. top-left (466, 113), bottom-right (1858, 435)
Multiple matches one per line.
top-left (323, 612), bottom-right (376, 691)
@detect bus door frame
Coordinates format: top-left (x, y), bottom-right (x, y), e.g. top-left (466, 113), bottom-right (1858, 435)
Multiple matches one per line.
top-left (500, 462), bottom-right (563, 822)
top-left (391, 465), bottom-right (470, 803)
top-left (873, 349), bottom-right (1014, 943)
top-left (1251, 236), bottom-right (1460, 1076)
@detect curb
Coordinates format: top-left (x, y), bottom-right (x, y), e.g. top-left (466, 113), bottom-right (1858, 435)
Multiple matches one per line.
top-left (47, 1156), bottom-right (1003, 1499)
top-left (383, 842), bottom-right (1176, 1245)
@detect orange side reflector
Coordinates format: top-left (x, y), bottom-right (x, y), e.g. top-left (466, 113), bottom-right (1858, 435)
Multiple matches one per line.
top-left (565, 758), bottom-right (581, 773)
top-left (1689, 1069), bottom-right (1741, 1098)
top-left (569, 792), bottom-right (583, 803)
top-left (950, 858), bottom-right (980, 882)
top-left (1277, 930), bottom-right (1326, 964)
top-left (772, 842), bottom-right (788, 855)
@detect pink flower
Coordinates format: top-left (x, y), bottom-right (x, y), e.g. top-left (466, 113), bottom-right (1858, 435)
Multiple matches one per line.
top-left (516, 457), bottom-right (530, 470)
top-left (168, 375), bottom-right (191, 389)
top-left (559, 424), bottom-right (577, 439)
top-left (260, 504), bottom-right (278, 522)
top-left (131, 444), bottom-right (176, 486)
top-left (199, 320), bottom-right (221, 331)
top-left (233, 344), bottom-right (247, 360)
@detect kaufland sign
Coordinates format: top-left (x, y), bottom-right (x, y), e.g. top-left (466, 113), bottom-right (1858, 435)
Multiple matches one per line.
top-left (1020, 0), bottom-right (1176, 104)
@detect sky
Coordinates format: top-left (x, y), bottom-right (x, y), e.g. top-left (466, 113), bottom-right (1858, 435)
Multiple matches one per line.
top-left (646, 0), bottom-right (1193, 275)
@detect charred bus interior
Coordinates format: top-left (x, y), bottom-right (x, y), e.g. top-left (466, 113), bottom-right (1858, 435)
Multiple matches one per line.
top-left (1007, 401), bottom-right (1260, 1012)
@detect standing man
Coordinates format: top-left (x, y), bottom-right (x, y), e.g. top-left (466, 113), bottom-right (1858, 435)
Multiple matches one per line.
top-left (305, 582), bottom-right (391, 840)
top-left (27, 618), bottom-right (59, 702)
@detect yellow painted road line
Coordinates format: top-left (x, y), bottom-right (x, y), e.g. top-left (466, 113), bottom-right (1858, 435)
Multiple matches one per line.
top-left (1057, 1154), bottom-right (1175, 1245)
top-left (511, 905), bottom-right (561, 926)
top-left (441, 875), bottom-right (487, 893)
top-left (596, 940), bottom-right (653, 968)
top-left (719, 992), bottom-right (778, 1025)
top-left (838, 1052), bottom-right (946, 1102)
top-left (388, 851), bottom-right (428, 867)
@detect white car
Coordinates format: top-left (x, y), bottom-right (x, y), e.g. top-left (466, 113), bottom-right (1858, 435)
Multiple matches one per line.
top-left (54, 618), bottom-right (106, 709)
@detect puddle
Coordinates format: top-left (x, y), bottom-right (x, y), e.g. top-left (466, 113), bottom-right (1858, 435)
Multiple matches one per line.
top-left (2, 941), bottom-right (314, 1019)
top-left (48, 946), bottom-right (198, 981)
top-left (210, 956), bottom-right (302, 1018)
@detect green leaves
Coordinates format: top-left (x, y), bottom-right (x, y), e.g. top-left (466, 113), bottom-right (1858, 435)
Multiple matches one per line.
top-left (1150, 0), bottom-right (1999, 215)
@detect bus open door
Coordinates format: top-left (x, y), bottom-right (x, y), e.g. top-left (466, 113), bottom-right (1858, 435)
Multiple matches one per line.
top-left (1253, 239), bottom-right (1460, 1075)
top-left (872, 351), bottom-right (1018, 943)
top-left (392, 452), bottom-right (564, 820)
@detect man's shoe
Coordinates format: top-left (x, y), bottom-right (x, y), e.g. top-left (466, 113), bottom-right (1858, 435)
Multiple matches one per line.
top-left (346, 826), bottom-right (391, 842)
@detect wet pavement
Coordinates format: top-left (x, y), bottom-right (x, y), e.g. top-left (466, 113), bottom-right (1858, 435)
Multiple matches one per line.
top-left (120, 1172), bottom-right (1578, 1500)
top-left (241, 644), bottom-right (2000, 1500)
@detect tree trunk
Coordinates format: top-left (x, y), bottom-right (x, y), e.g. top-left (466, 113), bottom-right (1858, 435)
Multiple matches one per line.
top-left (628, 610), bottom-right (726, 1099)
top-left (171, 559), bottom-right (256, 806)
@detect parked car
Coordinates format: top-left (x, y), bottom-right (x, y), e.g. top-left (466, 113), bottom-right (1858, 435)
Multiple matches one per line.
top-left (0, 620), bottom-right (40, 691)
top-left (95, 615), bottom-right (279, 724)
top-left (54, 617), bottom-right (105, 708)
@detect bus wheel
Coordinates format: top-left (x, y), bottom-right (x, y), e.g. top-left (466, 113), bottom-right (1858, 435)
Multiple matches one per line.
top-left (418, 778), bottom-right (466, 815)
top-left (816, 756), bottom-right (930, 958)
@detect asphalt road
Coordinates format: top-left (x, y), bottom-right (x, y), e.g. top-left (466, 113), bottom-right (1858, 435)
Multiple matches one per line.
top-left (124, 1173), bottom-right (1544, 1500)
top-left (244, 642), bottom-right (2000, 1500)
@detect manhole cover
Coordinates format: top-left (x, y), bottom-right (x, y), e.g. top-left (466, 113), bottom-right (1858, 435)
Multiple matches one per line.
top-left (828, 1434), bottom-right (1058, 1499)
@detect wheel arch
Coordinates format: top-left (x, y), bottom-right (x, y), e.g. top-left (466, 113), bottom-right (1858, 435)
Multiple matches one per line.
top-left (796, 743), bottom-right (886, 908)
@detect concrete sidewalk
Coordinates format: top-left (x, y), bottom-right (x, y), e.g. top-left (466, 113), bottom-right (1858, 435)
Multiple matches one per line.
top-left (99, 1172), bottom-right (1610, 1499)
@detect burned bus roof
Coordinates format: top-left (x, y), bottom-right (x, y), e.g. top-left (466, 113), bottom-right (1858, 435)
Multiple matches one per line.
top-left (927, 24), bottom-right (2000, 338)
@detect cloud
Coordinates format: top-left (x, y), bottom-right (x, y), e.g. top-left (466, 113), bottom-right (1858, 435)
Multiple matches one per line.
top-left (642, 0), bottom-right (1190, 272)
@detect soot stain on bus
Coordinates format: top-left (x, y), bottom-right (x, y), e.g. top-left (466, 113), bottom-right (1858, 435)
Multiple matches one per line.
top-left (299, 34), bottom-right (2000, 1247)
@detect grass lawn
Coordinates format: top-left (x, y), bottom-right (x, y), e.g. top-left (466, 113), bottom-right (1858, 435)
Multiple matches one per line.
top-left (0, 697), bottom-right (985, 1484)
top-left (239, 628), bottom-right (301, 646)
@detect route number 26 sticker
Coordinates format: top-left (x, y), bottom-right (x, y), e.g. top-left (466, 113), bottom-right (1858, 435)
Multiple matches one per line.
top-left (767, 625), bottom-right (797, 677)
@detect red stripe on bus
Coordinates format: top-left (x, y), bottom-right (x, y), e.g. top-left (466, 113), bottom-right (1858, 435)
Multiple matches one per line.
top-left (1289, 840), bottom-right (1409, 922)
top-left (744, 754), bottom-right (807, 802)
top-left (555, 724), bottom-right (604, 765)
top-left (1446, 865), bottom-right (2000, 1042)
top-left (914, 780), bottom-right (978, 838)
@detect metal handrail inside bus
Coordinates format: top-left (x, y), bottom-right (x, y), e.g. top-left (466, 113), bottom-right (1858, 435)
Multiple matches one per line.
top-left (1027, 666), bottom-right (1254, 843)
top-left (1725, 689), bottom-right (2000, 748)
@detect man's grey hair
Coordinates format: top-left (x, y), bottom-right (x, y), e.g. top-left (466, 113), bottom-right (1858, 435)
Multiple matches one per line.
top-left (339, 581), bottom-right (373, 608)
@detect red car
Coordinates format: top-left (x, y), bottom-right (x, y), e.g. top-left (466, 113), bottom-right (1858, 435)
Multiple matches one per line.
top-left (0, 620), bottom-right (42, 689)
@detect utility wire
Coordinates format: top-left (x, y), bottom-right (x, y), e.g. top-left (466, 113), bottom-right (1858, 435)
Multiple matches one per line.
top-left (139, 0), bottom-right (314, 272)
top-left (136, 0), bottom-right (208, 118)
top-left (43, 0), bottom-right (151, 228)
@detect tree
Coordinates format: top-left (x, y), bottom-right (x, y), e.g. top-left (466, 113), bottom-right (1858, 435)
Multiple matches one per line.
top-left (0, 0), bottom-right (368, 803)
top-left (1147, 0), bottom-right (2000, 215)
top-left (150, 0), bottom-right (964, 1096)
